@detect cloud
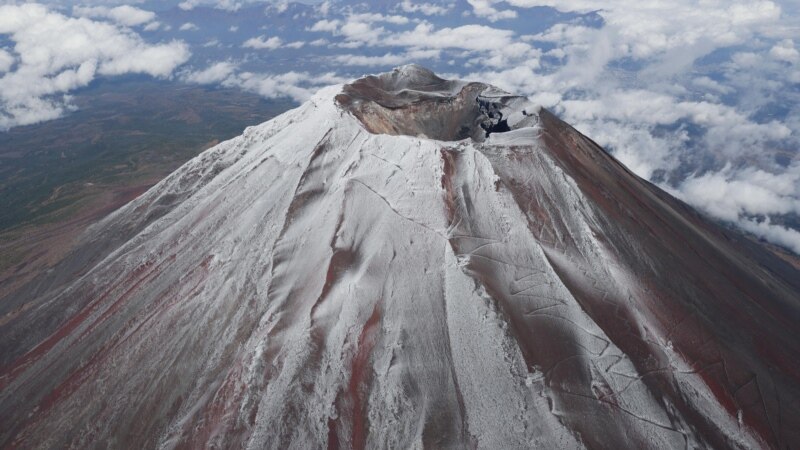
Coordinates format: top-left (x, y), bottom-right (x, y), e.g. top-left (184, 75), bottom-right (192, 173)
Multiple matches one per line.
top-left (72, 5), bottom-right (157, 27)
top-left (381, 22), bottom-right (539, 67)
top-left (309, 19), bottom-right (339, 33)
top-left (214, 0), bottom-right (245, 11)
top-left (309, 13), bottom-right (412, 42)
top-left (740, 218), bottom-right (800, 255)
top-left (674, 164), bottom-right (800, 222)
top-left (0, 4), bottom-right (190, 130)
top-left (181, 60), bottom-right (347, 104)
top-left (308, 12), bottom-right (540, 66)
top-left (387, 23), bottom-right (515, 51)
top-left (666, 163), bottom-right (800, 253)
top-left (179, 22), bottom-right (199, 31)
top-left (178, 0), bottom-right (245, 12)
top-left (559, 90), bottom-right (789, 144)
top-left (182, 61), bottom-right (237, 84)
top-left (178, 0), bottom-right (200, 10)
top-left (143, 21), bottom-right (163, 32)
top-left (691, 76), bottom-right (733, 95)
top-left (224, 71), bottom-right (347, 102)
top-left (268, 1), bottom-right (289, 14)
top-left (354, 13), bottom-right (410, 25)
top-left (466, 0), bottom-right (518, 21)
top-left (333, 53), bottom-right (408, 66)
top-left (517, 0), bottom-right (782, 58)
top-left (398, 1), bottom-right (452, 16)
top-left (332, 49), bottom-right (440, 66)
top-left (0, 49), bottom-right (13, 73)
top-left (100, 44), bottom-right (190, 77)
top-left (243, 36), bottom-right (283, 50)
top-left (770, 39), bottom-right (800, 63)
top-left (340, 20), bottom-right (379, 42)
top-left (317, 1), bottom-right (331, 16)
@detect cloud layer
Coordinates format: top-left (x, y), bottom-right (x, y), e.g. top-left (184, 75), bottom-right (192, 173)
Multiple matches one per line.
top-left (0, 3), bottom-right (190, 129)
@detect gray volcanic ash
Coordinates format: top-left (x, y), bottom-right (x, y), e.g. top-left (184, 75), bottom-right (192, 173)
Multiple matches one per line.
top-left (1, 65), bottom-right (799, 449)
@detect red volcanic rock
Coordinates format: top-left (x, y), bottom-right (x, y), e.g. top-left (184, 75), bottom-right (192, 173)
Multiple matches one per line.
top-left (1, 65), bottom-right (799, 449)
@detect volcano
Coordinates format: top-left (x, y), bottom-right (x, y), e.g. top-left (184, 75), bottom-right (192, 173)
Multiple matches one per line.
top-left (1, 65), bottom-right (799, 449)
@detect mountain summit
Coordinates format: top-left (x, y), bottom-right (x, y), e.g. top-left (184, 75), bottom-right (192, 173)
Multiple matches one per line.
top-left (1, 65), bottom-right (799, 449)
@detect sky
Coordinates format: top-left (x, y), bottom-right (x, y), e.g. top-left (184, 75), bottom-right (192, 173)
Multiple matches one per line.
top-left (0, 0), bottom-right (799, 254)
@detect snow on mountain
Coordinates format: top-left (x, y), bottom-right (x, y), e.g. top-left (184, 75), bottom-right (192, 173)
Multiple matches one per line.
top-left (1, 65), bottom-right (799, 449)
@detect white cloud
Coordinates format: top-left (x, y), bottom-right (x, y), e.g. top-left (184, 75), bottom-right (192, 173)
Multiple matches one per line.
top-left (770, 39), bottom-right (800, 63)
top-left (467, 0), bottom-right (517, 21)
top-left (72, 5), bottom-right (157, 27)
top-left (350, 13), bottom-right (410, 25)
top-left (675, 164), bottom-right (800, 223)
top-left (740, 218), bottom-right (800, 255)
top-left (309, 13), bottom-right (412, 43)
top-left (179, 0), bottom-right (244, 11)
top-left (382, 22), bottom-right (539, 67)
top-left (0, 4), bottom-right (190, 130)
top-left (310, 17), bottom-right (541, 74)
top-left (183, 61), bottom-right (238, 84)
top-left (388, 23), bottom-right (514, 51)
top-left (692, 76), bottom-right (732, 95)
top-left (214, 0), bottom-right (244, 12)
top-left (0, 49), bottom-right (14, 73)
top-left (332, 49), bottom-right (440, 66)
top-left (333, 53), bottom-right (407, 66)
top-left (518, 0), bottom-right (781, 59)
top-left (243, 36), bottom-right (283, 50)
top-left (309, 19), bottom-right (340, 33)
top-left (143, 21), bottom-right (162, 32)
top-left (398, 1), bottom-right (452, 16)
top-left (340, 20), bottom-right (380, 42)
top-left (179, 22), bottom-right (199, 31)
top-left (224, 71), bottom-right (347, 102)
top-left (317, 1), bottom-right (331, 16)
top-left (269, 1), bottom-right (289, 14)
top-left (178, 0), bottom-right (199, 10)
top-left (667, 163), bottom-right (800, 253)
top-left (181, 61), bottom-right (348, 104)
top-left (335, 41), bottom-right (364, 49)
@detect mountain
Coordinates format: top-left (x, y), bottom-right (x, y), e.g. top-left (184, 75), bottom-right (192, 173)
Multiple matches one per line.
top-left (1, 65), bottom-right (799, 449)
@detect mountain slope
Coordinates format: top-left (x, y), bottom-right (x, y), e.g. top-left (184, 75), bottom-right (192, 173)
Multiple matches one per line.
top-left (1, 65), bottom-right (799, 449)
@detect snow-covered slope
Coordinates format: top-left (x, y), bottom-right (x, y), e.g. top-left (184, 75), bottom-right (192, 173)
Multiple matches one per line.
top-left (1, 65), bottom-right (799, 449)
